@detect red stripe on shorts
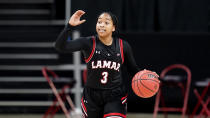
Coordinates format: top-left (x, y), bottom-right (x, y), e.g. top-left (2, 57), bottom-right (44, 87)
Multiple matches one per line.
top-left (104, 113), bottom-right (126, 118)
top-left (81, 97), bottom-right (87, 113)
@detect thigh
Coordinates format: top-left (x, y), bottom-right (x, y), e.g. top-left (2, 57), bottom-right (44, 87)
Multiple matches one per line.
top-left (103, 99), bottom-right (127, 118)
top-left (81, 87), bottom-right (103, 118)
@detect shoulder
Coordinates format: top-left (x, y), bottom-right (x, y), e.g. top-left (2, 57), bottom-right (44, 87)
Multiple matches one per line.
top-left (118, 38), bottom-right (130, 48)
top-left (118, 38), bottom-right (133, 54)
top-left (78, 36), bottom-right (96, 49)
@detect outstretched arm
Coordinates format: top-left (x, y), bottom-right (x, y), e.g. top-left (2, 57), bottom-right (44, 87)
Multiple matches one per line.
top-left (54, 10), bottom-right (89, 53)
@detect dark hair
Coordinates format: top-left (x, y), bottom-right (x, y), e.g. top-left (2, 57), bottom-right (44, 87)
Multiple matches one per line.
top-left (98, 12), bottom-right (120, 36)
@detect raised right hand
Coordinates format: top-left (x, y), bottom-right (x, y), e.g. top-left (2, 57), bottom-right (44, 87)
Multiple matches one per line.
top-left (69, 10), bottom-right (86, 26)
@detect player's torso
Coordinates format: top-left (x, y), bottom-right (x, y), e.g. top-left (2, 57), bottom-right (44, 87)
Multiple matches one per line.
top-left (85, 36), bottom-right (124, 89)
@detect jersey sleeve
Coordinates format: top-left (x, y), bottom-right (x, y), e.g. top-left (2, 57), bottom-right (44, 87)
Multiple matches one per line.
top-left (123, 40), bottom-right (140, 77)
top-left (54, 24), bottom-right (92, 53)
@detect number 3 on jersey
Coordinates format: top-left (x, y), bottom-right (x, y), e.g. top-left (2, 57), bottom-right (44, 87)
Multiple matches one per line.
top-left (101, 72), bottom-right (108, 84)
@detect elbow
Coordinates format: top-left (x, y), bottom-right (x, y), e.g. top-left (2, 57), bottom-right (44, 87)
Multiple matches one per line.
top-left (54, 42), bottom-right (63, 52)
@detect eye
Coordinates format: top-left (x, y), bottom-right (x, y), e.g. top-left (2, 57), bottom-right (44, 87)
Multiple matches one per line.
top-left (105, 22), bottom-right (109, 25)
top-left (97, 21), bottom-right (102, 24)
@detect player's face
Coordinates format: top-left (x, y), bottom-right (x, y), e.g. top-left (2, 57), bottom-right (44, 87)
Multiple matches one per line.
top-left (96, 13), bottom-right (115, 38)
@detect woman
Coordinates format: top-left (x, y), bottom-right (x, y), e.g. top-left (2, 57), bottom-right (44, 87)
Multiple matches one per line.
top-left (55, 10), bottom-right (153, 118)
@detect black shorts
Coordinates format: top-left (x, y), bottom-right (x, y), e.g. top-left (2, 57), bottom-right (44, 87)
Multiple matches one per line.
top-left (81, 86), bottom-right (127, 118)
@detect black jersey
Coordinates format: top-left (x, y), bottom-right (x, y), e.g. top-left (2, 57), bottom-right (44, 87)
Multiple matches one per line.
top-left (55, 24), bottom-right (140, 90)
top-left (84, 36), bottom-right (124, 89)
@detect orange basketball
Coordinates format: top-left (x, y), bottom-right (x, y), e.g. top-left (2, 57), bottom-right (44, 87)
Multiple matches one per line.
top-left (132, 69), bottom-right (160, 98)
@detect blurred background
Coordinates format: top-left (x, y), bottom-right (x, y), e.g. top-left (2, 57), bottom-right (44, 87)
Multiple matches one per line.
top-left (0, 0), bottom-right (209, 118)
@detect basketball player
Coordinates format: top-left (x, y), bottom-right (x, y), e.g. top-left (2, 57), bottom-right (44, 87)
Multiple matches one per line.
top-left (55, 10), bottom-right (156, 118)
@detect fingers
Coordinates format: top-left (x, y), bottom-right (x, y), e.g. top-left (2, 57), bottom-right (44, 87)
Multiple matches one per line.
top-left (142, 69), bottom-right (159, 77)
top-left (76, 10), bottom-right (85, 17)
top-left (153, 72), bottom-right (159, 77)
top-left (78, 19), bottom-right (86, 25)
top-left (76, 10), bottom-right (85, 14)
top-left (69, 10), bottom-right (86, 26)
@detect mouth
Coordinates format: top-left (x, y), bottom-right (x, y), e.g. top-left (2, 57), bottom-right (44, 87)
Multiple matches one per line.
top-left (98, 29), bottom-right (106, 33)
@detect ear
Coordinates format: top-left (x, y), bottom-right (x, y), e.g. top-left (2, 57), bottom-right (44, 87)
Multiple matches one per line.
top-left (112, 26), bottom-right (116, 32)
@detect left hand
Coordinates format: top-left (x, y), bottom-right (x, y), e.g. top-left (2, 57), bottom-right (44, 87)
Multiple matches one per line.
top-left (141, 69), bottom-right (159, 78)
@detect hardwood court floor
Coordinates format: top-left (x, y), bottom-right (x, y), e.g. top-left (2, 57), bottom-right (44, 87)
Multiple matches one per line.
top-left (0, 113), bottom-right (183, 118)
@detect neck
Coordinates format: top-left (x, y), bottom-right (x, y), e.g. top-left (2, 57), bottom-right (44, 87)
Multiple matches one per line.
top-left (98, 35), bottom-right (113, 46)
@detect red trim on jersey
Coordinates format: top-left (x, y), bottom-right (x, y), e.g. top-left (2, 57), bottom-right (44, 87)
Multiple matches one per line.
top-left (119, 39), bottom-right (124, 64)
top-left (85, 36), bottom-right (96, 63)
top-left (104, 113), bottom-right (126, 118)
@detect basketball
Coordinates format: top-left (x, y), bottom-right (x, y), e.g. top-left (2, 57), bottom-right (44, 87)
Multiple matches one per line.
top-left (132, 69), bottom-right (160, 98)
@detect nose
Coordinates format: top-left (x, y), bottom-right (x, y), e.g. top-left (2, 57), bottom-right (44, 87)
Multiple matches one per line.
top-left (99, 22), bottom-right (105, 27)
